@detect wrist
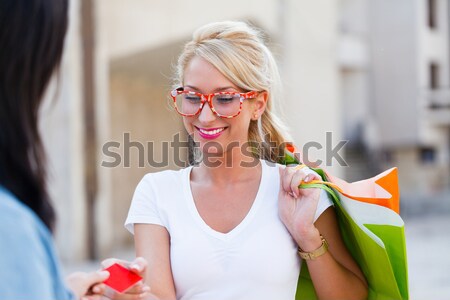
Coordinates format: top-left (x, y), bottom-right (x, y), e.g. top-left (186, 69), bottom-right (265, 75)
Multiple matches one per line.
top-left (294, 228), bottom-right (322, 252)
top-left (298, 234), bottom-right (329, 260)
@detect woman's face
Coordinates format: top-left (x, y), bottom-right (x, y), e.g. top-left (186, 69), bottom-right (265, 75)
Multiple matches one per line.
top-left (182, 56), bottom-right (266, 156)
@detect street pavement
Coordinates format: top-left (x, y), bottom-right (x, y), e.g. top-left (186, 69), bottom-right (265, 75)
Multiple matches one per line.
top-left (404, 214), bottom-right (450, 299)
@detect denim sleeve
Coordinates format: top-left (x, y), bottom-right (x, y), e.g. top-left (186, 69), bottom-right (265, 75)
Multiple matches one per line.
top-left (0, 195), bottom-right (73, 300)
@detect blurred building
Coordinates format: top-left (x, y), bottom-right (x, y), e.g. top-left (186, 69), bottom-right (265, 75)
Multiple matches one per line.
top-left (39, 0), bottom-right (449, 263)
top-left (339, 0), bottom-right (450, 211)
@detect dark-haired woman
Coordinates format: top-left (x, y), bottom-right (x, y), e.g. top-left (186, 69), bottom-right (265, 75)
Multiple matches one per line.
top-left (0, 0), bottom-right (108, 299)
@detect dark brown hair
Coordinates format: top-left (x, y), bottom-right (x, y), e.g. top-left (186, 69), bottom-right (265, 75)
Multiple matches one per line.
top-left (0, 0), bottom-right (69, 231)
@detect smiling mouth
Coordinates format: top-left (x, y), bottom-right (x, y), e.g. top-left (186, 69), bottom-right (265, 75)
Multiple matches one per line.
top-left (195, 126), bottom-right (227, 136)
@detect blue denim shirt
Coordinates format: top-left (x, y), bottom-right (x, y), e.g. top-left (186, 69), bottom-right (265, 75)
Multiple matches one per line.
top-left (0, 186), bottom-right (74, 300)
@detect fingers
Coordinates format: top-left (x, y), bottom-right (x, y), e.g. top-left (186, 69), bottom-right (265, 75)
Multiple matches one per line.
top-left (117, 282), bottom-right (150, 295)
top-left (106, 287), bottom-right (151, 300)
top-left (98, 257), bottom-right (150, 299)
top-left (95, 282), bottom-right (151, 300)
top-left (84, 271), bottom-right (110, 297)
top-left (279, 165), bottom-right (307, 196)
top-left (102, 257), bottom-right (147, 277)
top-left (66, 270), bottom-right (110, 300)
top-left (87, 270), bottom-right (110, 284)
top-left (91, 283), bottom-right (107, 295)
top-left (129, 257), bottom-right (147, 275)
top-left (81, 295), bottom-right (108, 300)
top-left (279, 165), bottom-right (320, 198)
top-left (101, 258), bottom-right (130, 269)
top-left (290, 170), bottom-right (309, 198)
top-left (91, 282), bottom-right (150, 295)
top-left (279, 166), bottom-right (293, 194)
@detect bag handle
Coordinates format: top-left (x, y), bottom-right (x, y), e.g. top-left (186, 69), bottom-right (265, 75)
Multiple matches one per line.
top-left (299, 181), bottom-right (340, 203)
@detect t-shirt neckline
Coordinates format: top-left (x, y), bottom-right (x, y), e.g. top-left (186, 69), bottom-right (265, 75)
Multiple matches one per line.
top-left (183, 160), bottom-right (268, 241)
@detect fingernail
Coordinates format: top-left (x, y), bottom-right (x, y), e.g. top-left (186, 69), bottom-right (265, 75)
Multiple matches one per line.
top-left (130, 264), bottom-right (140, 271)
top-left (142, 286), bottom-right (151, 292)
top-left (100, 270), bottom-right (110, 277)
top-left (304, 175), bottom-right (311, 182)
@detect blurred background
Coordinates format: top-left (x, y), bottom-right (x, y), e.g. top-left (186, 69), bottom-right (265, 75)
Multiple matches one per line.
top-left (39, 0), bottom-right (450, 298)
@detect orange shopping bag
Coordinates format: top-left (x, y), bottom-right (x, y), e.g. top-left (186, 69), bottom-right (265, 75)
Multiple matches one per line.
top-left (282, 146), bottom-right (409, 300)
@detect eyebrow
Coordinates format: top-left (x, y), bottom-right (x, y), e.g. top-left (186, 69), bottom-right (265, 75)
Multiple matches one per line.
top-left (184, 85), bottom-right (238, 93)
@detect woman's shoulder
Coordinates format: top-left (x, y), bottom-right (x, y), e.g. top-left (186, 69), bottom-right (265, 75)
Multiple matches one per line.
top-left (142, 166), bottom-right (191, 180)
top-left (0, 186), bottom-right (52, 249)
top-left (0, 187), bottom-right (42, 229)
top-left (137, 166), bottom-right (192, 189)
top-left (0, 188), bottom-right (70, 300)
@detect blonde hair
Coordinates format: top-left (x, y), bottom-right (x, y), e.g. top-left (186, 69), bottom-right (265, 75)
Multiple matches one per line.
top-left (174, 21), bottom-right (293, 163)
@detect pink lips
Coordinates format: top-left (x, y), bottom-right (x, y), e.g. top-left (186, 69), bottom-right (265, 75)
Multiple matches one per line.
top-left (196, 126), bottom-right (227, 140)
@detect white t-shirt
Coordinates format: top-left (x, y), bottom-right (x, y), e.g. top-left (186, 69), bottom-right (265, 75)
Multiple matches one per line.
top-left (125, 160), bottom-right (333, 300)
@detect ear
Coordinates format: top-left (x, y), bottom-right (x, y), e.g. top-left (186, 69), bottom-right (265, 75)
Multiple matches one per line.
top-left (252, 91), bottom-right (268, 120)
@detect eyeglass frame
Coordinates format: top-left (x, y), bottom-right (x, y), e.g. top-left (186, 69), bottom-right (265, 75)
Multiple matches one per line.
top-left (170, 87), bottom-right (259, 119)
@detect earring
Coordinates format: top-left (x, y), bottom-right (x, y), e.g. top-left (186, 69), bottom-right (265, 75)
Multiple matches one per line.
top-left (253, 113), bottom-right (258, 120)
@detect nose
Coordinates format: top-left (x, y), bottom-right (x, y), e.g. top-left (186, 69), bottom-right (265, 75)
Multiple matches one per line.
top-left (197, 101), bottom-right (217, 123)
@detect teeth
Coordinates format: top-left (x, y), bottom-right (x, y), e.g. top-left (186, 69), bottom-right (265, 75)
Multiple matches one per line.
top-left (199, 127), bottom-right (225, 135)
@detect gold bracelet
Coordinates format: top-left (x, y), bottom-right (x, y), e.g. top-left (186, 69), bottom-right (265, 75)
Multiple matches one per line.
top-left (298, 234), bottom-right (329, 260)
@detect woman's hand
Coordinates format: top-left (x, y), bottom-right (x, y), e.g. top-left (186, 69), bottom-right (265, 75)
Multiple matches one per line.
top-left (278, 165), bottom-right (323, 251)
top-left (89, 257), bottom-right (159, 300)
top-left (66, 270), bottom-right (109, 300)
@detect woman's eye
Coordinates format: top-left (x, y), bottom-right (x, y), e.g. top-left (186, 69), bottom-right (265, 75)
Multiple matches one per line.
top-left (185, 96), bottom-right (201, 102)
top-left (216, 96), bottom-right (234, 103)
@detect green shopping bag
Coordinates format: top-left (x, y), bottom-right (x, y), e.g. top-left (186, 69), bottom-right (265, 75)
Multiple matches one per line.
top-left (281, 148), bottom-right (409, 300)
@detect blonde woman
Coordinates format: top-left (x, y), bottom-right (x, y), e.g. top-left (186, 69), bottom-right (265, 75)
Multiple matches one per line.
top-left (120, 21), bottom-right (368, 300)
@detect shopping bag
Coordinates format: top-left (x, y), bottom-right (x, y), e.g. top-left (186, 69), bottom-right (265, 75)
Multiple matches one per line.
top-left (281, 146), bottom-right (409, 300)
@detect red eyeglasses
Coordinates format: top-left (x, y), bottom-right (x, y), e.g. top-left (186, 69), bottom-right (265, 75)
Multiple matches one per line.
top-left (170, 87), bottom-right (259, 119)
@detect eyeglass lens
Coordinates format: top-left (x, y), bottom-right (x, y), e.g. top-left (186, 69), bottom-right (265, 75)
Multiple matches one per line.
top-left (175, 93), bottom-right (241, 117)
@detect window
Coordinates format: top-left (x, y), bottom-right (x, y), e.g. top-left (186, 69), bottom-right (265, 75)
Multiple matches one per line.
top-left (429, 63), bottom-right (439, 90)
top-left (428, 0), bottom-right (438, 29)
top-left (419, 147), bottom-right (436, 164)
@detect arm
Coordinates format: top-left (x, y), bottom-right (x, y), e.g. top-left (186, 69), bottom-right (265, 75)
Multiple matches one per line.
top-left (134, 224), bottom-right (177, 300)
top-left (66, 271), bottom-right (109, 300)
top-left (303, 207), bottom-right (368, 300)
top-left (278, 166), bottom-right (368, 300)
top-left (0, 206), bottom-right (109, 300)
top-left (0, 220), bottom-right (56, 300)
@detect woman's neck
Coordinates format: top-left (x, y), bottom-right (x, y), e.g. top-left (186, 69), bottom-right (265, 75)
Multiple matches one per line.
top-left (192, 147), bottom-right (261, 186)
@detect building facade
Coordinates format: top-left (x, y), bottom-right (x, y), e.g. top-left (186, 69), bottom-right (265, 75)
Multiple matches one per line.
top-left (39, 0), bottom-right (449, 262)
